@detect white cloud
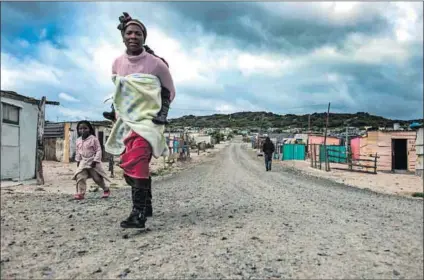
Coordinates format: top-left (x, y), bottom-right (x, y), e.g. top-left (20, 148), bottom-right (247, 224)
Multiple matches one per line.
top-left (386, 2), bottom-right (423, 43)
top-left (39, 28), bottom-right (47, 39)
top-left (58, 92), bottom-right (80, 102)
top-left (215, 104), bottom-right (237, 114)
top-left (215, 100), bottom-right (263, 114)
top-left (56, 107), bottom-right (98, 120)
top-left (1, 52), bottom-right (63, 89)
top-left (344, 35), bottom-right (411, 64)
top-left (236, 53), bottom-right (292, 77)
top-left (260, 2), bottom-right (387, 27)
top-left (17, 39), bottom-right (29, 48)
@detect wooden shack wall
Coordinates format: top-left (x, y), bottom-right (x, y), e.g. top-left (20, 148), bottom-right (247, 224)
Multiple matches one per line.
top-left (360, 131), bottom-right (417, 172)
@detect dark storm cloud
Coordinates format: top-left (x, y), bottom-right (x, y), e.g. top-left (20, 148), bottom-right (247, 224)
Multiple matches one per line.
top-left (332, 59), bottom-right (423, 102)
top-left (159, 2), bottom-right (389, 54)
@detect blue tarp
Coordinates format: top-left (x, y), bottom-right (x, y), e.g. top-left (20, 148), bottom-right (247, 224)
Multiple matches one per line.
top-left (410, 123), bottom-right (423, 129)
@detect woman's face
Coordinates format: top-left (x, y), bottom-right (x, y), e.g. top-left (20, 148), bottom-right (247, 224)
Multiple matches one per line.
top-left (123, 24), bottom-right (144, 55)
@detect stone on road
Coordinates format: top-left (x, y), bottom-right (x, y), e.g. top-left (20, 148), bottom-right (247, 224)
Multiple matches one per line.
top-left (1, 140), bottom-right (423, 279)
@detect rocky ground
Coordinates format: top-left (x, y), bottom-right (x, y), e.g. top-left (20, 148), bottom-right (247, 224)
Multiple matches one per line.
top-left (0, 142), bottom-right (229, 195)
top-left (1, 138), bottom-right (423, 279)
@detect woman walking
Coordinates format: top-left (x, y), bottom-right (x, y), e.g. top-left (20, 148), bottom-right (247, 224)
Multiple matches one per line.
top-left (105, 12), bottom-right (176, 229)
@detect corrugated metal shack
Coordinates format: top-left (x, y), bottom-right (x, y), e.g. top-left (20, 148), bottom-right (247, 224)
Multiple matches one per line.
top-left (44, 121), bottom-right (112, 162)
top-left (44, 122), bottom-right (67, 161)
top-left (307, 135), bottom-right (341, 159)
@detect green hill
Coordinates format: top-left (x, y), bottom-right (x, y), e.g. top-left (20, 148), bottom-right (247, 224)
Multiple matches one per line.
top-left (169, 111), bottom-right (423, 130)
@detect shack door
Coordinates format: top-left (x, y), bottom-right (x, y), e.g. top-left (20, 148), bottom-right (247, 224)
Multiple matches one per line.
top-left (392, 139), bottom-right (408, 170)
top-left (44, 138), bottom-right (57, 161)
top-left (282, 144), bottom-right (306, 160)
top-left (1, 103), bottom-right (21, 180)
top-left (1, 125), bottom-right (20, 180)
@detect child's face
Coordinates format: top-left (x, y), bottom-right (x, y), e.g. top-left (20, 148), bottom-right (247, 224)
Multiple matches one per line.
top-left (78, 123), bottom-right (90, 138)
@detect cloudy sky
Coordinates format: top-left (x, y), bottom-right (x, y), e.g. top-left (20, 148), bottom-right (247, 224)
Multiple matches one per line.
top-left (1, 1), bottom-right (423, 121)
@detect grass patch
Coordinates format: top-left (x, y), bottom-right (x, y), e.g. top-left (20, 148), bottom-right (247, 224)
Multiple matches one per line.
top-left (411, 192), bottom-right (424, 198)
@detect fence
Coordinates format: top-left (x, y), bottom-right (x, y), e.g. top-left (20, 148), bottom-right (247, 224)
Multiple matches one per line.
top-left (309, 144), bottom-right (379, 174)
top-left (282, 144), bottom-right (306, 161)
top-left (309, 144), bottom-right (323, 170)
top-left (327, 146), bottom-right (378, 174)
top-left (320, 145), bottom-right (347, 163)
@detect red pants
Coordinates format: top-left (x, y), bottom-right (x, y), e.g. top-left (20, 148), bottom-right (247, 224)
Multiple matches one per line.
top-left (120, 131), bottom-right (152, 179)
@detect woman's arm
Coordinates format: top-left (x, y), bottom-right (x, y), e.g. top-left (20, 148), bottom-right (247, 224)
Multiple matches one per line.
top-left (155, 60), bottom-right (176, 102)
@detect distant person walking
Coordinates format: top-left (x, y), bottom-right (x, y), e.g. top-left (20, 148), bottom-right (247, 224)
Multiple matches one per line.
top-left (262, 137), bottom-right (275, 171)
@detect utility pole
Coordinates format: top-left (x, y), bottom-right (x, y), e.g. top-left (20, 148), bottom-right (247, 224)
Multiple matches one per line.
top-left (308, 114), bottom-right (311, 159)
top-left (345, 125), bottom-right (349, 158)
top-left (344, 117), bottom-right (357, 163)
top-left (259, 114), bottom-right (264, 153)
top-left (323, 102), bottom-right (331, 171)
top-left (36, 97), bottom-right (46, 185)
top-left (308, 114), bottom-right (311, 135)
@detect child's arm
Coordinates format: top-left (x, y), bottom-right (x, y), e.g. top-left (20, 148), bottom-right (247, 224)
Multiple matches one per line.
top-left (75, 139), bottom-right (82, 166)
top-left (93, 137), bottom-right (102, 165)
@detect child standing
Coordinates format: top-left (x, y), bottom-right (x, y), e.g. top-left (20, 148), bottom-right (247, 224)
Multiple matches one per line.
top-left (72, 120), bottom-right (111, 200)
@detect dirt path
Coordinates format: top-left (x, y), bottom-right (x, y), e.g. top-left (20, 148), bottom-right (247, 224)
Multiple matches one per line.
top-left (1, 139), bottom-right (423, 279)
top-left (278, 160), bottom-right (423, 197)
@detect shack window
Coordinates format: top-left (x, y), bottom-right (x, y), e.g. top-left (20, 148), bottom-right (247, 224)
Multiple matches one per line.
top-left (2, 103), bottom-right (20, 125)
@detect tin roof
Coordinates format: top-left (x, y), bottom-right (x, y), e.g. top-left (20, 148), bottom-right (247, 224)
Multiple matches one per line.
top-left (44, 123), bottom-right (65, 138)
top-left (1, 90), bottom-right (59, 106)
top-left (45, 120), bottom-right (112, 127)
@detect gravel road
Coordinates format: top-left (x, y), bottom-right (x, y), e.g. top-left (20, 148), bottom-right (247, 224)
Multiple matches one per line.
top-left (1, 139), bottom-right (423, 279)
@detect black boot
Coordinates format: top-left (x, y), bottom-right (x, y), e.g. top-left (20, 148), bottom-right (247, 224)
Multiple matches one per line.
top-left (152, 87), bottom-right (170, 125)
top-left (120, 177), bottom-right (149, 229)
top-left (120, 207), bottom-right (147, 229)
top-left (103, 104), bottom-right (116, 122)
top-left (146, 177), bottom-right (153, 217)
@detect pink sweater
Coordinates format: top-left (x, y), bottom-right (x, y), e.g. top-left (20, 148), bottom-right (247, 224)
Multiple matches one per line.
top-left (73, 134), bottom-right (109, 181)
top-left (112, 50), bottom-right (176, 102)
top-left (75, 135), bottom-right (102, 163)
